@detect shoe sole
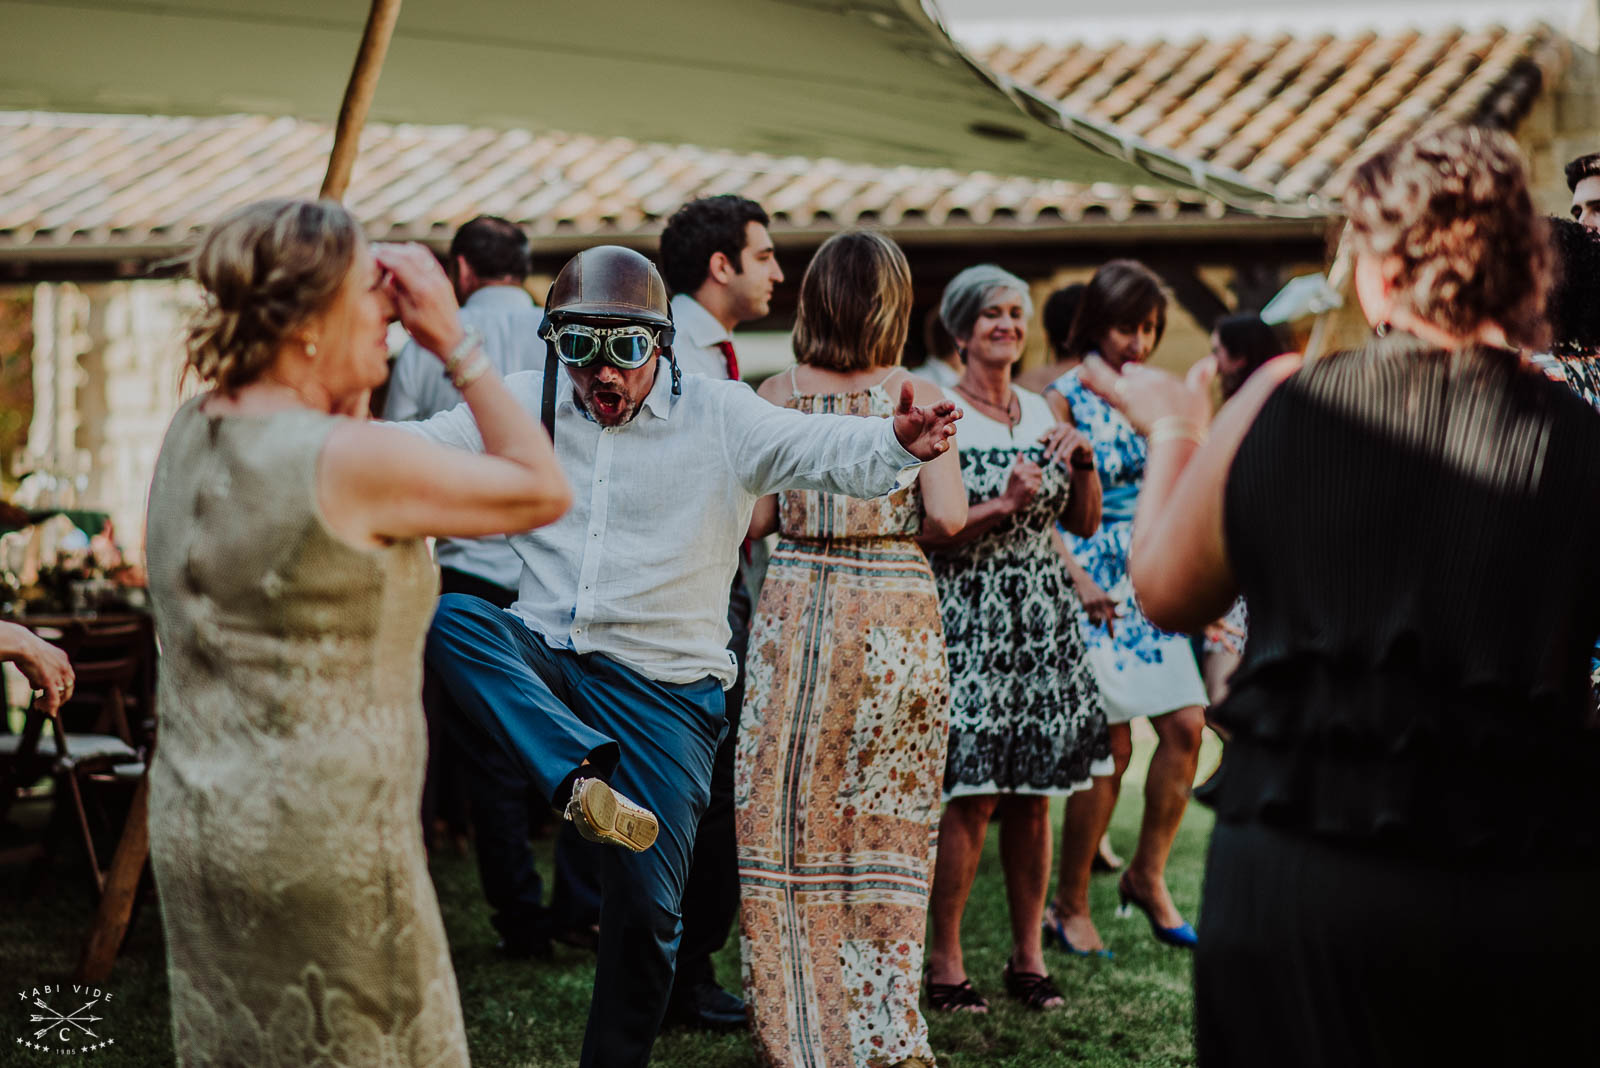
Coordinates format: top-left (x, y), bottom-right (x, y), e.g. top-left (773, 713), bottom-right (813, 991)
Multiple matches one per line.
top-left (571, 781), bottom-right (659, 852)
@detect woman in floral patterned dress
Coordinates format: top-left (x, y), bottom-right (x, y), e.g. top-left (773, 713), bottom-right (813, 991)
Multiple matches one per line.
top-left (1045, 260), bottom-right (1209, 956)
top-left (735, 230), bottom-right (967, 1068)
top-left (921, 265), bottom-right (1112, 1015)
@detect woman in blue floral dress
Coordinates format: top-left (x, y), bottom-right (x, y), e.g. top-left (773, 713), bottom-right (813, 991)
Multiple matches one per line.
top-left (1041, 261), bottom-right (1208, 956)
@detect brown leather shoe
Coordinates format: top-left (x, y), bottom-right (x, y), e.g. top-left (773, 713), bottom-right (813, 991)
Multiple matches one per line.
top-left (564, 778), bottom-right (659, 852)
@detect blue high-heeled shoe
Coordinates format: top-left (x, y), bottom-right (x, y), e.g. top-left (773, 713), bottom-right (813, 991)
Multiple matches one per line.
top-left (1116, 879), bottom-right (1198, 949)
top-left (1041, 902), bottom-right (1113, 959)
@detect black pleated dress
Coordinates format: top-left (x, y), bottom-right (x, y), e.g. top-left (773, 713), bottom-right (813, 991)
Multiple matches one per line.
top-left (1196, 333), bottom-right (1600, 1068)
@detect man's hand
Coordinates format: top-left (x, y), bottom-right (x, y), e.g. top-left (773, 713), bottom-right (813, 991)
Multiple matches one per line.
top-left (891, 380), bottom-right (962, 461)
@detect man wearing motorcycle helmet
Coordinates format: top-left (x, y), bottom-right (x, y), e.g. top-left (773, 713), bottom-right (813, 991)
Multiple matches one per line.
top-left (403, 244), bottom-right (962, 1068)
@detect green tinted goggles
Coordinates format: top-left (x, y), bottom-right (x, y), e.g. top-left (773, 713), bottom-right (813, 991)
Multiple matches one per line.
top-left (543, 322), bottom-right (664, 369)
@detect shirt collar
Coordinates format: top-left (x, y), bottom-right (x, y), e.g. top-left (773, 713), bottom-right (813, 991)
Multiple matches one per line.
top-left (670, 293), bottom-right (731, 350)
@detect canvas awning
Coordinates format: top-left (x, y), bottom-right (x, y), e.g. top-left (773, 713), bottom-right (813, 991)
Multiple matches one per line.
top-left (0, 0), bottom-right (1301, 211)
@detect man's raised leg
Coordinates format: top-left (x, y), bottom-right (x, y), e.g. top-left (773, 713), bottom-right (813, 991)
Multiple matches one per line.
top-left (425, 594), bottom-right (621, 952)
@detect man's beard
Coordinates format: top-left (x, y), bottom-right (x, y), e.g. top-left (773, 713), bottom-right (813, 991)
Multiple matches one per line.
top-left (573, 383), bottom-right (641, 427)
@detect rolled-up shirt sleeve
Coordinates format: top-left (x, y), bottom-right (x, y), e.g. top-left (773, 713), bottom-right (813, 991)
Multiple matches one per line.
top-left (386, 368), bottom-right (549, 453)
top-left (719, 383), bottom-right (923, 499)
top-left (388, 398), bottom-right (485, 452)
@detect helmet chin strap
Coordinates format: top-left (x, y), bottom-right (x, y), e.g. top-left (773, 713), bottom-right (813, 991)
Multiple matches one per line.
top-left (664, 346), bottom-right (681, 395)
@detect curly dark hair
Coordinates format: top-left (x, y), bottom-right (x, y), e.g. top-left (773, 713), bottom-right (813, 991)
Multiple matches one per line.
top-left (658, 195), bottom-right (770, 295)
top-left (449, 215), bottom-right (530, 281)
top-left (1565, 152), bottom-right (1600, 193)
top-left (1343, 124), bottom-right (1550, 349)
top-left (1545, 216), bottom-right (1600, 355)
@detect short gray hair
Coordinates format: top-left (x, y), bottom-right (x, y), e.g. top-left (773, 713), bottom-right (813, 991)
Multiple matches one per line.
top-left (939, 264), bottom-right (1033, 346)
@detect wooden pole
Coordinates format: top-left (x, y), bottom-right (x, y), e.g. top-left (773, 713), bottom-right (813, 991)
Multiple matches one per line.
top-left (319, 0), bottom-right (405, 201)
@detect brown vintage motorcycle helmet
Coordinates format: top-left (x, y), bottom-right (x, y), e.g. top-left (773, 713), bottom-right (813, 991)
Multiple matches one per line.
top-left (542, 245), bottom-right (679, 400)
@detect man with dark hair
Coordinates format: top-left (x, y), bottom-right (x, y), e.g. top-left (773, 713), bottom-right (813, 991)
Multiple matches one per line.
top-left (659, 194), bottom-right (784, 380)
top-left (383, 214), bottom-right (549, 956)
top-left (406, 245), bottom-right (960, 1066)
top-left (1566, 152), bottom-right (1600, 231)
top-left (560, 194), bottom-right (781, 1033)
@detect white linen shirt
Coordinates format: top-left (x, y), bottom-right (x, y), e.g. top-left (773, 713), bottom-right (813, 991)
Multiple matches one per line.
top-left (398, 360), bottom-right (921, 687)
top-left (669, 293), bottom-right (735, 380)
top-left (384, 285), bottom-right (546, 589)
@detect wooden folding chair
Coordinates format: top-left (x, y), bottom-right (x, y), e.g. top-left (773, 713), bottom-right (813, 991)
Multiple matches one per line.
top-left (0, 623), bottom-right (142, 896)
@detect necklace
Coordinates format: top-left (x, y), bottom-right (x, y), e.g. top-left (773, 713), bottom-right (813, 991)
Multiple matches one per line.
top-left (955, 382), bottom-right (1020, 431)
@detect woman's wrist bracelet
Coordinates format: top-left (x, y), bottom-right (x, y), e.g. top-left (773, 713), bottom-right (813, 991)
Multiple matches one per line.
top-left (1146, 416), bottom-right (1206, 448)
top-left (449, 351), bottom-right (491, 390)
top-left (442, 325), bottom-right (484, 376)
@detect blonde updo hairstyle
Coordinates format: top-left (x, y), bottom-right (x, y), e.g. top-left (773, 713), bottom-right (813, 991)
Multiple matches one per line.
top-left (1342, 124), bottom-right (1550, 349)
top-left (186, 198), bottom-right (363, 392)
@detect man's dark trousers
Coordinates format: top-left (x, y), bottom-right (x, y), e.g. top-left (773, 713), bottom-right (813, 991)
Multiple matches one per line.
top-left (672, 577), bottom-right (751, 997)
top-left (551, 577), bottom-right (751, 994)
top-left (426, 594), bottom-right (727, 1068)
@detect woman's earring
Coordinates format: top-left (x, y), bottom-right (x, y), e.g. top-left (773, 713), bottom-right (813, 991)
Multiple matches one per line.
top-left (305, 338), bottom-right (319, 356)
top-left (1374, 322), bottom-right (1390, 338)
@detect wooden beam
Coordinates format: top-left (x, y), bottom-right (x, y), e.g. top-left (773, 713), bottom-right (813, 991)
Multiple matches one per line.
top-left (319, 0), bottom-right (404, 202)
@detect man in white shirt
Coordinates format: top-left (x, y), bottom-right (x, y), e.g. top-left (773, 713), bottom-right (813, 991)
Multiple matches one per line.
top-left (622, 194), bottom-right (782, 1031)
top-left (659, 194), bottom-right (784, 381)
top-left (382, 217), bottom-right (554, 959)
top-left (406, 246), bottom-right (960, 1067)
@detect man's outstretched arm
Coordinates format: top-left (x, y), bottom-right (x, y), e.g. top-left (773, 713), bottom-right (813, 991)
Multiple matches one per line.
top-left (724, 379), bottom-right (961, 499)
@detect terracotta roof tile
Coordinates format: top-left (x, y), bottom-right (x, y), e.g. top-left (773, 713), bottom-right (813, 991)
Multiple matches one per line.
top-left (0, 21), bottom-right (1568, 257)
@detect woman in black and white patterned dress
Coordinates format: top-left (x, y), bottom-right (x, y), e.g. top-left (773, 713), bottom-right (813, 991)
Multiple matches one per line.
top-left (920, 265), bottom-right (1112, 1016)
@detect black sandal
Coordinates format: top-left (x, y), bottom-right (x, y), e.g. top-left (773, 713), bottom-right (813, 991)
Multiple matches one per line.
top-left (925, 976), bottom-right (989, 1014)
top-left (1003, 960), bottom-right (1064, 1011)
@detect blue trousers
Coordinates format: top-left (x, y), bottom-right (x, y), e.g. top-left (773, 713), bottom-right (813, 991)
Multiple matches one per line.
top-left (425, 594), bottom-right (727, 1068)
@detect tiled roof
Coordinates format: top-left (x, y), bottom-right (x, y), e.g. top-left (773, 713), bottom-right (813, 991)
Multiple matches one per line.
top-left (979, 21), bottom-right (1566, 200)
top-left (0, 21), bottom-right (1566, 259)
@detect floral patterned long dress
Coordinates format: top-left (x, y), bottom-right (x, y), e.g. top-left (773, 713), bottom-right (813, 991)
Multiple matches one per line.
top-left (736, 381), bottom-right (950, 1068)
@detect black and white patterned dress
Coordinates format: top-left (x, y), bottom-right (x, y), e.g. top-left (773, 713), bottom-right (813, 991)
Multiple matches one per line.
top-left (928, 389), bottom-right (1112, 798)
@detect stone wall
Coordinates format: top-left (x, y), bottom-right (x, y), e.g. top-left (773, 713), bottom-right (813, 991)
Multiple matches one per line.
top-left (27, 281), bottom-right (196, 560)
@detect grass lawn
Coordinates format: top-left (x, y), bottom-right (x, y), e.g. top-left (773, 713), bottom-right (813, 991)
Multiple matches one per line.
top-left (0, 732), bottom-right (1217, 1067)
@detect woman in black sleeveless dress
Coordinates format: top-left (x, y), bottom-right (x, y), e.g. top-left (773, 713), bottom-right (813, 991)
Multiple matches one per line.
top-left (1079, 125), bottom-right (1600, 1067)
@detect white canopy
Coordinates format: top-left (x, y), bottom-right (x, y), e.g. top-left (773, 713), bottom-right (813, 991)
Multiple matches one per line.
top-left (1, 0), bottom-right (1295, 209)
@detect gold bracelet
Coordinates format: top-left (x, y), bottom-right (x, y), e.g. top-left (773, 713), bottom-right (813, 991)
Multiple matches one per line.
top-left (1146, 416), bottom-right (1206, 447)
top-left (450, 351), bottom-right (491, 390)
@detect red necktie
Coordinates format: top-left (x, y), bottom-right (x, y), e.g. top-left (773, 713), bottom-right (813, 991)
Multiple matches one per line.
top-left (715, 340), bottom-right (740, 382)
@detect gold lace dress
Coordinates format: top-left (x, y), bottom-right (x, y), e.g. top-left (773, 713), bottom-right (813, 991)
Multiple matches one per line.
top-left (144, 397), bottom-right (469, 1067)
top-left (735, 382), bottom-right (950, 1068)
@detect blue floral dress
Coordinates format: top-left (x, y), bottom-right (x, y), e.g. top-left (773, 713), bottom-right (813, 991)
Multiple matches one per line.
top-left (1051, 366), bottom-right (1207, 723)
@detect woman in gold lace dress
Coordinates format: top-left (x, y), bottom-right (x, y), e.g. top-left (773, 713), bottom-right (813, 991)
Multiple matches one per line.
top-left (735, 230), bottom-right (968, 1068)
top-left (144, 199), bottom-right (572, 1066)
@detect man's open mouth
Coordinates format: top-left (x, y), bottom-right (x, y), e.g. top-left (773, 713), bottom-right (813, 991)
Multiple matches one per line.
top-left (591, 388), bottom-right (626, 417)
